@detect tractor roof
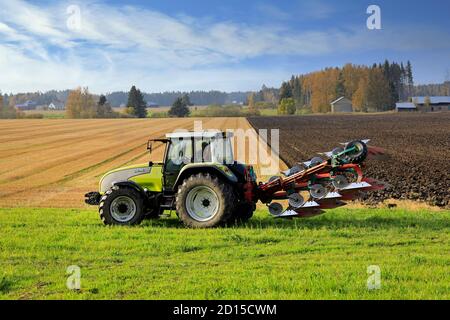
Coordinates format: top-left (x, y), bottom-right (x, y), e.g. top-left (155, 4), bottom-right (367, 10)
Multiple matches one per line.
top-left (165, 131), bottom-right (233, 139)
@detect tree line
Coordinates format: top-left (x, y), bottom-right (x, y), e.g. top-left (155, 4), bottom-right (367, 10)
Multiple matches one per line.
top-left (251, 60), bottom-right (416, 114)
top-left (0, 89), bottom-right (248, 110)
top-left (414, 82), bottom-right (450, 96)
top-left (64, 85), bottom-right (153, 118)
top-left (107, 90), bottom-right (248, 107)
top-left (66, 85), bottom-right (193, 118)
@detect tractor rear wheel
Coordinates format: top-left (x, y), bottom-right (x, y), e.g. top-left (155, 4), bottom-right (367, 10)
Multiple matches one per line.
top-left (176, 173), bottom-right (236, 228)
top-left (99, 187), bottom-right (146, 226)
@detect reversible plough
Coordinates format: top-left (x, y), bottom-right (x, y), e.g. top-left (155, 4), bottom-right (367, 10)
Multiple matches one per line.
top-left (249, 140), bottom-right (386, 218)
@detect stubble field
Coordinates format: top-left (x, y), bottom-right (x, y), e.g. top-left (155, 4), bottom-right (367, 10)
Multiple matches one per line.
top-left (0, 118), bottom-right (285, 208)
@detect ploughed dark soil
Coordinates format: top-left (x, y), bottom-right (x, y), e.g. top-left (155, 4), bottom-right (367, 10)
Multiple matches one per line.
top-left (248, 113), bottom-right (450, 208)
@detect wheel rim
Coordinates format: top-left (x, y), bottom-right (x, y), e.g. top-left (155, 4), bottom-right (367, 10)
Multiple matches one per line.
top-left (185, 186), bottom-right (219, 222)
top-left (110, 196), bottom-right (137, 223)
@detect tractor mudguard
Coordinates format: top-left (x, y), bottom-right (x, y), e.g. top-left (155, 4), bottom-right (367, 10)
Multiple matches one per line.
top-left (173, 163), bottom-right (238, 189)
top-left (86, 181), bottom-right (148, 206)
top-left (113, 181), bottom-right (147, 197)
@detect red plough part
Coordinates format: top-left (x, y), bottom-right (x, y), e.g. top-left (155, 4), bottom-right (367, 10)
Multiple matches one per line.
top-left (254, 139), bottom-right (385, 218)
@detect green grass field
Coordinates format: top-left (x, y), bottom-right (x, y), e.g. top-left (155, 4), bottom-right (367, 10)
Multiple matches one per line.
top-left (0, 207), bottom-right (448, 300)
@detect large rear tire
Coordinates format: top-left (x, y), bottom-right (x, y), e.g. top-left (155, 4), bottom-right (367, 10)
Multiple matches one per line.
top-left (99, 187), bottom-right (146, 226)
top-left (176, 173), bottom-right (236, 228)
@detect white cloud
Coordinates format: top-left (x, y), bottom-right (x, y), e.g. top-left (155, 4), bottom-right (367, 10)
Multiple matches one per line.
top-left (0, 0), bottom-right (449, 93)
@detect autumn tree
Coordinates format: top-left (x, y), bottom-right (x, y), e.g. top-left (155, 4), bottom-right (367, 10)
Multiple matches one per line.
top-left (308, 68), bottom-right (340, 112)
top-left (65, 87), bottom-right (97, 118)
top-left (352, 75), bottom-right (369, 112)
top-left (278, 61), bottom-right (413, 114)
top-left (65, 88), bottom-right (82, 118)
top-left (247, 92), bottom-right (260, 115)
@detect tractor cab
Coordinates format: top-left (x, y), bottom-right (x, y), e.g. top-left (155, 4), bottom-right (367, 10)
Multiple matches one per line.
top-left (148, 131), bottom-right (236, 191)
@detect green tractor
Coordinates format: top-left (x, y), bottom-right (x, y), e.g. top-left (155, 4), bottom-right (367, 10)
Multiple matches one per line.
top-left (85, 131), bottom-right (257, 228)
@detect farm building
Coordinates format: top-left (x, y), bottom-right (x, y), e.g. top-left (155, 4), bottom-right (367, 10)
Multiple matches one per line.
top-left (396, 102), bottom-right (417, 112)
top-left (48, 102), bottom-right (65, 110)
top-left (411, 96), bottom-right (450, 112)
top-left (15, 100), bottom-right (37, 110)
top-left (330, 97), bottom-right (353, 113)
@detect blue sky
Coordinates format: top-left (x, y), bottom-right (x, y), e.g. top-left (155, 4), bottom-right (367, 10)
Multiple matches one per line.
top-left (0, 0), bottom-right (449, 93)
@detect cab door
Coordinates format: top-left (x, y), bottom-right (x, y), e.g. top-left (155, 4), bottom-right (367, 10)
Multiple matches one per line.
top-left (163, 138), bottom-right (193, 191)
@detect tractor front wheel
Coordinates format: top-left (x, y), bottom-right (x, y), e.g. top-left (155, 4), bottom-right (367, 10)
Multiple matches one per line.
top-left (99, 187), bottom-right (146, 225)
top-left (176, 173), bottom-right (236, 228)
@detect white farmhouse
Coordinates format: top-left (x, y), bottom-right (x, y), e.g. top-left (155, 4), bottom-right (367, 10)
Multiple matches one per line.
top-left (48, 102), bottom-right (65, 110)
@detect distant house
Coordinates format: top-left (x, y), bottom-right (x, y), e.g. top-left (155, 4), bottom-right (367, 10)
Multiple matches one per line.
top-left (411, 96), bottom-right (450, 112)
top-left (48, 102), bottom-right (65, 110)
top-left (15, 100), bottom-right (37, 111)
top-left (330, 97), bottom-right (353, 113)
top-left (396, 102), bottom-right (416, 112)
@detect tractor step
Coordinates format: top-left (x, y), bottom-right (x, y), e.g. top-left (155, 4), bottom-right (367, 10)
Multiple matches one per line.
top-left (160, 194), bottom-right (175, 209)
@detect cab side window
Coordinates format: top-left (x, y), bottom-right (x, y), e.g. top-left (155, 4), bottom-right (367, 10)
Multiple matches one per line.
top-left (166, 139), bottom-right (193, 172)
